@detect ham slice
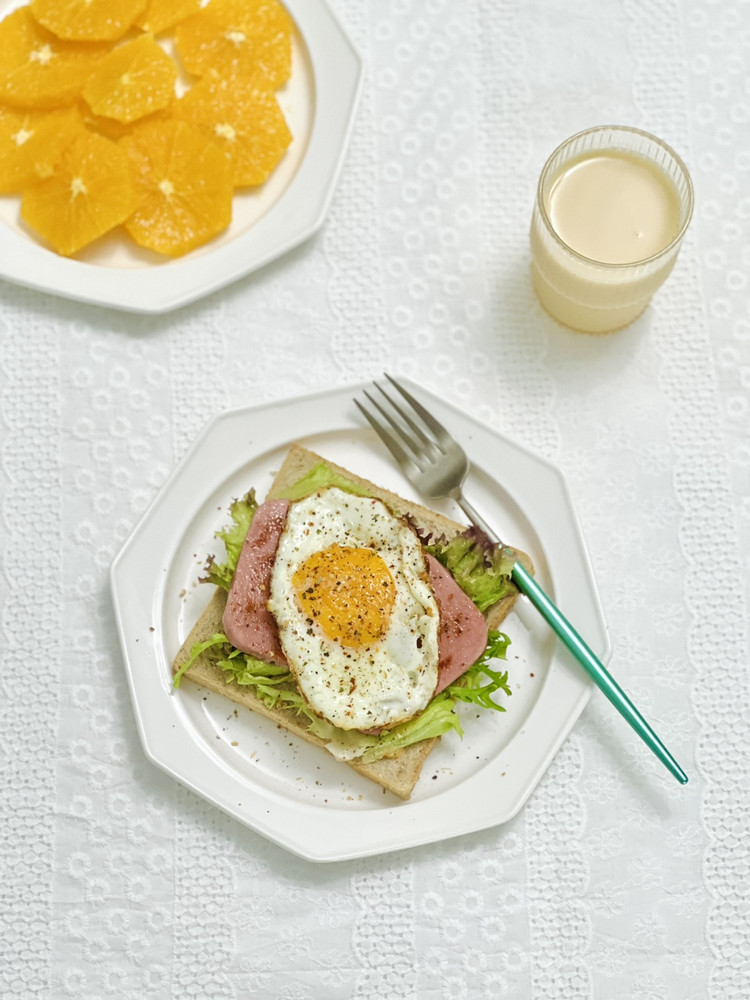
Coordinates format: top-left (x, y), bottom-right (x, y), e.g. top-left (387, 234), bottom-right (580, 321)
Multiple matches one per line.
top-left (223, 499), bottom-right (489, 692)
top-left (222, 497), bottom-right (290, 665)
top-left (425, 553), bottom-right (489, 693)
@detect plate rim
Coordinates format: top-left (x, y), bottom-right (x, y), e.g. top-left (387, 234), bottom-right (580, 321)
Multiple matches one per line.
top-left (111, 380), bottom-right (610, 862)
top-left (0, 0), bottom-right (363, 313)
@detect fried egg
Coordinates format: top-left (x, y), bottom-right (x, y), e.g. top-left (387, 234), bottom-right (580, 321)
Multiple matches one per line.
top-left (268, 487), bottom-right (440, 731)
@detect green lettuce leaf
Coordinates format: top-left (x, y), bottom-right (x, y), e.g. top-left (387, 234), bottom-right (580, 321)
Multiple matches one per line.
top-left (357, 693), bottom-right (463, 763)
top-left (172, 632), bottom-right (228, 688)
top-left (173, 633), bottom-right (312, 716)
top-left (202, 489), bottom-right (258, 591)
top-left (421, 527), bottom-right (518, 612)
top-left (444, 629), bottom-right (512, 709)
top-left (275, 461), bottom-right (373, 501)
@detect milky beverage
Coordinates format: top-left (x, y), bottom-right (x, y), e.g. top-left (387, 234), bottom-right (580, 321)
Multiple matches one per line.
top-left (530, 128), bottom-right (692, 334)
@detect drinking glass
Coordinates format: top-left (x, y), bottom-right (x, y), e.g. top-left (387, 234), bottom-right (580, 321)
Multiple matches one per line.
top-left (530, 125), bottom-right (694, 334)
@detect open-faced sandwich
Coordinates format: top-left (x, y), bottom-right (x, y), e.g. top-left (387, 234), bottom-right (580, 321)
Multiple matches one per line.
top-left (172, 444), bottom-right (534, 799)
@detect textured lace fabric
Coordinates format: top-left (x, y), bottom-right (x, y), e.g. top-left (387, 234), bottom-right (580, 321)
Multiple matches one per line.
top-left (1, 0), bottom-right (749, 997)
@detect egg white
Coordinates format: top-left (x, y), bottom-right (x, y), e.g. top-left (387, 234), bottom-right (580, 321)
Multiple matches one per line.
top-left (268, 488), bottom-right (440, 731)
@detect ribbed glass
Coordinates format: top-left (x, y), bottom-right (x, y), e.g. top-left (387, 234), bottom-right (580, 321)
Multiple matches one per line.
top-left (530, 125), bottom-right (694, 333)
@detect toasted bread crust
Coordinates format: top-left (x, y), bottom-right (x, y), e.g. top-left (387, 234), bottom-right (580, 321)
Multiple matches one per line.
top-left (171, 444), bottom-right (533, 799)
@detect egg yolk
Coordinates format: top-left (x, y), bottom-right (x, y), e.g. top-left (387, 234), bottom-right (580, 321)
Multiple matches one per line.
top-left (292, 544), bottom-right (396, 648)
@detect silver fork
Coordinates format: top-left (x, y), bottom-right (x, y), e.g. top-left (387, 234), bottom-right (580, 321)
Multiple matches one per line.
top-left (355, 374), bottom-right (688, 786)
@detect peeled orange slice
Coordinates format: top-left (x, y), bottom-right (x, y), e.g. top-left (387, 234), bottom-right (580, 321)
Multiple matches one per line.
top-left (0, 103), bottom-right (81, 192)
top-left (0, 7), bottom-right (107, 110)
top-left (30, 0), bottom-right (148, 42)
top-left (174, 0), bottom-right (293, 88)
top-left (82, 33), bottom-right (177, 123)
top-left (79, 102), bottom-right (170, 141)
top-left (21, 128), bottom-right (137, 255)
top-left (135, 0), bottom-right (201, 35)
top-left (120, 118), bottom-right (233, 256)
top-left (174, 75), bottom-right (291, 187)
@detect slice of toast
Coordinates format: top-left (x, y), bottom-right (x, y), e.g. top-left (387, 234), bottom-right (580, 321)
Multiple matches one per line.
top-left (172, 444), bottom-right (533, 799)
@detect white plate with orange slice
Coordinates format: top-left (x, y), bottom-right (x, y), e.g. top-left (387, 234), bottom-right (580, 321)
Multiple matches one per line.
top-left (0, 0), bottom-right (362, 312)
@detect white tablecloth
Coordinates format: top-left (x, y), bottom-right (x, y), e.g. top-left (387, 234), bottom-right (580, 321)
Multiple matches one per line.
top-left (2, 0), bottom-right (748, 997)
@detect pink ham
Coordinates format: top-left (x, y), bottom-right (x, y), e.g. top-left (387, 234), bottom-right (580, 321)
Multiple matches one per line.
top-left (223, 499), bottom-right (489, 693)
top-left (222, 497), bottom-right (290, 665)
top-left (425, 553), bottom-right (489, 693)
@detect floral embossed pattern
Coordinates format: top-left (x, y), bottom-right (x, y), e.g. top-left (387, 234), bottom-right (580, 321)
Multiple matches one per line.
top-left (1, 0), bottom-right (748, 997)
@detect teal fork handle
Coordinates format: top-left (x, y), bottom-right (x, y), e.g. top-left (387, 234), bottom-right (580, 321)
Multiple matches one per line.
top-left (511, 562), bottom-right (688, 785)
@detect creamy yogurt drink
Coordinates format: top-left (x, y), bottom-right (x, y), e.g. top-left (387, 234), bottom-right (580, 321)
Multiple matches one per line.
top-left (530, 126), bottom-right (693, 333)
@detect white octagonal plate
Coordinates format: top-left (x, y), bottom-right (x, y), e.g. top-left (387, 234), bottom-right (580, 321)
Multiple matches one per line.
top-left (111, 380), bottom-right (611, 862)
top-left (0, 0), bottom-right (362, 312)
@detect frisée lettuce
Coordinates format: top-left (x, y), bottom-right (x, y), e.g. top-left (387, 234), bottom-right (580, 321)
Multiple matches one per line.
top-left (418, 525), bottom-right (518, 612)
top-left (202, 489), bottom-right (258, 591)
top-left (173, 628), bottom-right (512, 765)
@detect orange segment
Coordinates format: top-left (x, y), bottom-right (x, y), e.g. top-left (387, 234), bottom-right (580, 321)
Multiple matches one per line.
top-left (174, 0), bottom-right (293, 88)
top-left (174, 75), bottom-right (291, 187)
top-left (135, 0), bottom-right (201, 35)
top-left (79, 101), bottom-right (171, 141)
top-left (120, 118), bottom-right (233, 256)
top-left (30, 0), bottom-right (148, 42)
top-left (0, 103), bottom-right (82, 192)
top-left (82, 33), bottom-right (177, 123)
top-left (21, 128), bottom-right (137, 255)
top-left (0, 7), bottom-right (107, 110)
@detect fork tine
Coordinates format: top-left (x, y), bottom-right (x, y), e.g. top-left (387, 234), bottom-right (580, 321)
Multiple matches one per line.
top-left (363, 385), bottom-right (436, 469)
top-left (374, 379), bottom-right (438, 455)
top-left (382, 373), bottom-right (452, 447)
top-left (354, 394), bottom-right (415, 471)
